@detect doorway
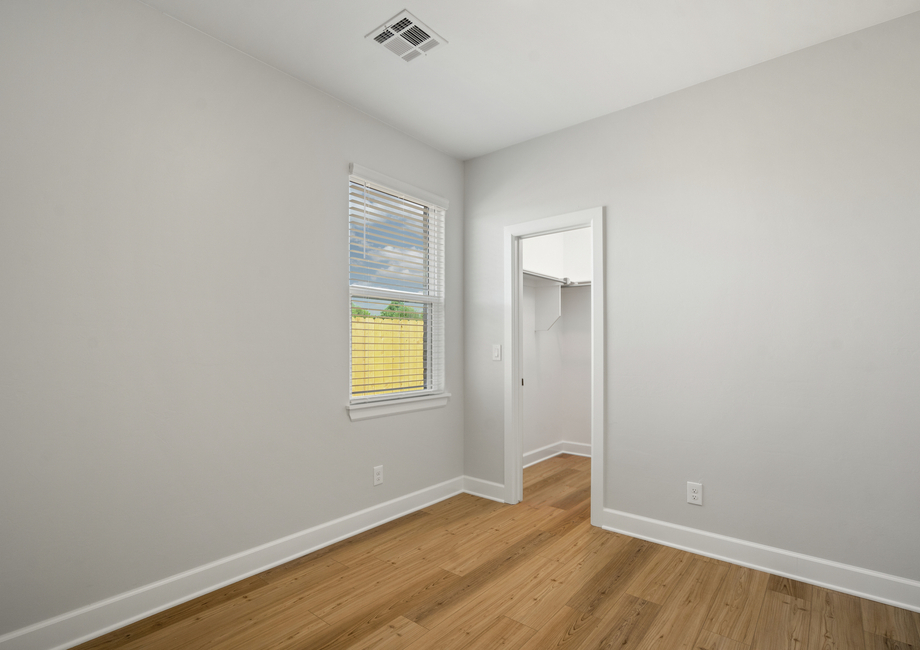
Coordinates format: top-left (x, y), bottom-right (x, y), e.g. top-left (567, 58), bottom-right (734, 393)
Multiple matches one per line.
top-left (521, 232), bottom-right (592, 469)
top-left (502, 207), bottom-right (605, 526)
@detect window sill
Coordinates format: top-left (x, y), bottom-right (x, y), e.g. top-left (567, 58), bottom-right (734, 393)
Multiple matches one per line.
top-left (347, 393), bottom-right (451, 421)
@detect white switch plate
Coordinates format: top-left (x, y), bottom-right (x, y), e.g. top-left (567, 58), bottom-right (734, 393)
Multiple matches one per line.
top-left (687, 481), bottom-right (703, 506)
top-left (492, 344), bottom-right (502, 361)
top-left (374, 465), bottom-right (383, 486)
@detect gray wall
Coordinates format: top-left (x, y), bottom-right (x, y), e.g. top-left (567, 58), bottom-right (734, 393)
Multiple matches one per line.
top-left (465, 12), bottom-right (920, 581)
top-left (0, 1), bottom-right (464, 635)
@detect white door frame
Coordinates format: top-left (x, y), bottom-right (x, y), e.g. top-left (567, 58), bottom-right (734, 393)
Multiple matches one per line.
top-left (503, 207), bottom-right (605, 525)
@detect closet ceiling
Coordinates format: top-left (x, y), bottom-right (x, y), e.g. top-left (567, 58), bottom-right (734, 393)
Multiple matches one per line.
top-left (139, 0), bottom-right (920, 160)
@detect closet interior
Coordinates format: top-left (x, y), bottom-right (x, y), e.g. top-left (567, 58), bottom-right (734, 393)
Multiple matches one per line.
top-left (521, 228), bottom-right (593, 466)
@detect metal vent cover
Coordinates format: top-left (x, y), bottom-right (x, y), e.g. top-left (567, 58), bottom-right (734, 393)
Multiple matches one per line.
top-left (374, 30), bottom-right (393, 44)
top-left (384, 36), bottom-right (413, 57)
top-left (366, 10), bottom-right (446, 63)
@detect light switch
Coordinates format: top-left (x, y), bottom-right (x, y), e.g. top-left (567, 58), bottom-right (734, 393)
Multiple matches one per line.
top-left (492, 344), bottom-right (502, 361)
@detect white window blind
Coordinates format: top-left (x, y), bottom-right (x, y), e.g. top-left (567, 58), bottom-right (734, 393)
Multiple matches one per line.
top-left (349, 173), bottom-right (445, 402)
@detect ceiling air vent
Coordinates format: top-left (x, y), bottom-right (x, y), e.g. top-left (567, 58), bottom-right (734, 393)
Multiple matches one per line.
top-left (366, 10), bottom-right (446, 62)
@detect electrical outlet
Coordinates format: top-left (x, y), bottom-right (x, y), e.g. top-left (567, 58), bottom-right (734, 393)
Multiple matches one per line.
top-left (373, 465), bottom-right (383, 486)
top-left (687, 481), bottom-right (703, 506)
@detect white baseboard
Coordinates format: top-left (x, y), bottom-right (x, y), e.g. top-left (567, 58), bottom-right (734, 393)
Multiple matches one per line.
top-left (463, 476), bottom-right (507, 503)
top-left (600, 507), bottom-right (920, 613)
top-left (0, 478), bottom-right (466, 650)
top-left (523, 440), bottom-right (591, 468)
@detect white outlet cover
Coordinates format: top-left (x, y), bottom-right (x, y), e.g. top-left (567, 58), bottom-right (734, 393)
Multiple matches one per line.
top-left (687, 481), bottom-right (703, 506)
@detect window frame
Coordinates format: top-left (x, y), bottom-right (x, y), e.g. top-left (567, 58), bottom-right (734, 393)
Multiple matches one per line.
top-left (346, 164), bottom-right (450, 420)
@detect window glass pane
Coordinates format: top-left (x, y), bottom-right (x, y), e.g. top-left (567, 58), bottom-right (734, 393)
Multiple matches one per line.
top-left (349, 175), bottom-right (444, 401)
top-left (349, 183), bottom-right (430, 295)
top-left (351, 297), bottom-right (429, 396)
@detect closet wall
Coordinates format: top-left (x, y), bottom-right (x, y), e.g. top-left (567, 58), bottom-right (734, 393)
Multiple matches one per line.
top-left (522, 229), bottom-right (592, 282)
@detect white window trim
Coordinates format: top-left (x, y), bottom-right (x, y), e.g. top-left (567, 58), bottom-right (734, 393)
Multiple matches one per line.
top-left (349, 164), bottom-right (450, 210)
top-left (346, 392), bottom-right (451, 421)
top-left (347, 164), bottom-right (449, 419)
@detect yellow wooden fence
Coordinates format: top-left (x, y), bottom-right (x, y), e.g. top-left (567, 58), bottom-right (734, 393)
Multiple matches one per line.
top-left (351, 317), bottom-right (425, 395)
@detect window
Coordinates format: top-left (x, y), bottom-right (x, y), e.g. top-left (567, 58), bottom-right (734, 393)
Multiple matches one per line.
top-left (348, 166), bottom-right (446, 414)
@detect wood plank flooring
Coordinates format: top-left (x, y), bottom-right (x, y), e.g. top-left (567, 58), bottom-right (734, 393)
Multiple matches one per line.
top-left (74, 455), bottom-right (920, 650)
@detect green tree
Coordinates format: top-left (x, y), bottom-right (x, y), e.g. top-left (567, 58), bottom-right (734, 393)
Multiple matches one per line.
top-left (379, 301), bottom-right (423, 320)
top-left (351, 302), bottom-right (372, 317)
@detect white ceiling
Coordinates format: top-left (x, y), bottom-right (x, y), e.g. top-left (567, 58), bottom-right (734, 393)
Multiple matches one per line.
top-left (139, 0), bottom-right (920, 160)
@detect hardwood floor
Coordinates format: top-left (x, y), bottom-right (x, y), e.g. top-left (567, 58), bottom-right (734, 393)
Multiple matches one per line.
top-left (74, 455), bottom-right (920, 650)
